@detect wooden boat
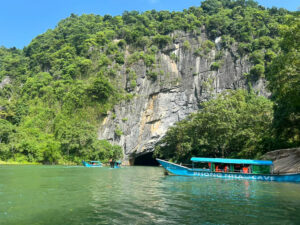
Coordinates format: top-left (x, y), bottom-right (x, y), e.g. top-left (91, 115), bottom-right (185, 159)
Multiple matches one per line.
top-left (82, 160), bottom-right (102, 167)
top-left (156, 158), bottom-right (300, 182)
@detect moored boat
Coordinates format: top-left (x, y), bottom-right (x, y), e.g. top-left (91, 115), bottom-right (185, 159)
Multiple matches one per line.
top-left (156, 158), bottom-right (300, 182)
top-left (109, 160), bottom-right (122, 168)
top-left (82, 160), bottom-right (102, 167)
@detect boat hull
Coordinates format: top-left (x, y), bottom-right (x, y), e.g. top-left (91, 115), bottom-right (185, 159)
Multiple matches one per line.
top-left (157, 159), bottom-right (300, 182)
top-left (82, 161), bottom-right (102, 167)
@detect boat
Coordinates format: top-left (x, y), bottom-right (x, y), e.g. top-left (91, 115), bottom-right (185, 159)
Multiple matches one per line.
top-left (156, 158), bottom-right (300, 182)
top-left (82, 160), bottom-right (102, 167)
top-left (109, 160), bottom-right (121, 168)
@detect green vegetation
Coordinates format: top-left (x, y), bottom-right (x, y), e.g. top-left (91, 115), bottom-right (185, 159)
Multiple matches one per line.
top-left (170, 53), bottom-right (179, 62)
top-left (154, 90), bottom-right (274, 162)
top-left (266, 17), bottom-right (300, 148)
top-left (0, 0), bottom-right (299, 164)
top-left (210, 62), bottom-right (221, 71)
top-left (147, 70), bottom-right (158, 81)
top-left (183, 40), bottom-right (192, 50)
top-left (114, 126), bottom-right (123, 137)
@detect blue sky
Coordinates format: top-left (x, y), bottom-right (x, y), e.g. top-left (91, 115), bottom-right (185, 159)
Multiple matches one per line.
top-left (0, 0), bottom-right (299, 49)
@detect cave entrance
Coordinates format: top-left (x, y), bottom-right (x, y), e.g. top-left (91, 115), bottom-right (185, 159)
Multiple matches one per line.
top-left (133, 152), bottom-right (159, 166)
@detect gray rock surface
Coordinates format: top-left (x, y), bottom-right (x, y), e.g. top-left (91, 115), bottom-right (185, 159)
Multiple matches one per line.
top-left (0, 76), bottom-right (10, 111)
top-left (98, 31), bottom-right (269, 163)
top-left (0, 76), bottom-right (10, 89)
top-left (262, 148), bottom-right (300, 174)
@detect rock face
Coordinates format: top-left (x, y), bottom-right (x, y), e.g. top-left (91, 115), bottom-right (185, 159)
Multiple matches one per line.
top-left (98, 31), bottom-right (268, 163)
top-left (262, 148), bottom-right (300, 174)
top-left (0, 76), bottom-right (10, 89)
top-left (0, 76), bottom-right (10, 111)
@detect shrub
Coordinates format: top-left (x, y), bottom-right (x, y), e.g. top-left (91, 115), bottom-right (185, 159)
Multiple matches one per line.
top-left (87, 76), bottom-right (115, 102)
top-left (211, 62), bottom-right (221, 71)
top-left (117, 39), bottom-right (127, 49)
top-left (194, 48), bottom-right (204, 57)
top-left (115, 126), bottom-right (123, 137)
top-left (250, 63), bottom-right (265, 79)
top-left (115, 52), bottom-right (125, 64)
top-left (147, 70), bottom-right (158, 81)
top-left (170, 53), bottom-right (179, 61)
top-left (238, 43), bottom-right (252, 55)
top-left (250, 50), bottom-right (264, 65)
top-left (130, 80), bottom-right (137, 89)
top-left (183, 40), bottom-right (191, 50)
top-left (202, 40), bottom-right (215, 49)
top-left (152, 35), bottom-right (172, 48)
top-left (127, 52), bottom-right (143, 65)
top-left (144, 54), bottom-right (155, 67)
top-left (215, 51), bottom-right (223, 60)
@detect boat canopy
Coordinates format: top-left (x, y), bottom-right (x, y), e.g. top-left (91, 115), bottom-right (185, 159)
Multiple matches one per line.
top-left (89, 161), bottom-right (101, 163)
top-left (190, 157), bottom-right (273, 166)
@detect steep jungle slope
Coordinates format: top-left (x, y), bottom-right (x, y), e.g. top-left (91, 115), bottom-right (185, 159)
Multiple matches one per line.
top-left (0, 0), bottom-right (298, 164)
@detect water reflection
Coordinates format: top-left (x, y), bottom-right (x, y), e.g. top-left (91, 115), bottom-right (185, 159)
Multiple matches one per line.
top-left (160, 174), bottom-right (300, 224)
top-left (0, 166), bottom-right (299, 225)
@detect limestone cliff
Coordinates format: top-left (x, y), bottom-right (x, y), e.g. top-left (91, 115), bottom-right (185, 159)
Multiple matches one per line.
top-left (98, 31), bottom-right (269, 163)
top-left (262, 148), bottom-right (300, 174)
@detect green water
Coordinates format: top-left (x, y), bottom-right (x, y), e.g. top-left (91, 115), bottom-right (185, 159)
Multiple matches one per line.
top-left (0, 166), bottom-right (299, 225)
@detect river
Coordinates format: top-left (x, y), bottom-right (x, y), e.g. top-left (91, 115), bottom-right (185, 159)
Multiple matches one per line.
top-left (0, 165), bottom-right (299, 224)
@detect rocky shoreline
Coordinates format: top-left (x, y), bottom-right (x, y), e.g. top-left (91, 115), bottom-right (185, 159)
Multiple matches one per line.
top-left (262, 148), bottom-right (300, 174)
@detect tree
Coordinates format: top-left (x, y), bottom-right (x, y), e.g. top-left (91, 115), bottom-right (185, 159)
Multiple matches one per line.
top-left (267, 18), bottom-right (300, 147)
top-left (0, 1), bottom-right (296, 164)
top-left (201, 0), bottom-right (223, 15)
top-left (87, 76), bottom-right (115, 102)
top-left (0, 119), bottom-right (14, 144)
top-left (111, 145), bottom-right (123, 160)
top-left (152, 35), bottom-right (172, 48)
top-left (155, 90), bottom-right (274, 162)
top-left (0, 119), bottom-right (14, 160)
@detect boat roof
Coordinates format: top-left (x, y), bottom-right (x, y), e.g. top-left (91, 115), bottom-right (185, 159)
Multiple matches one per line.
top-left (190, 157), bottom-right (273, 165)
top-left (88, 161), bottom-right (101, 163)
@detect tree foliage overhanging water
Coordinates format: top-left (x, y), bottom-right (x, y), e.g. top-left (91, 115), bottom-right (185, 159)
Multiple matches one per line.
top-left (0, 0), bottom-right (299, 164)
top-left (154, 89), bottom-right (274, 162)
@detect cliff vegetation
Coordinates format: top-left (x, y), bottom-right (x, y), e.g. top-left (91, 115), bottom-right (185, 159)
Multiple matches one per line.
top-left (0, 0), bottom-right (299, 164)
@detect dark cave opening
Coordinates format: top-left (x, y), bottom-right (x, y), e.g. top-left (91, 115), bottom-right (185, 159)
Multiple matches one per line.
top-left (133, 152), bottom-right (159, 166)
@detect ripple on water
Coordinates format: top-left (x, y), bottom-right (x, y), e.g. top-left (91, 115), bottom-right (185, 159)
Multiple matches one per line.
top-left (0, 166), bottom-right (299, 224)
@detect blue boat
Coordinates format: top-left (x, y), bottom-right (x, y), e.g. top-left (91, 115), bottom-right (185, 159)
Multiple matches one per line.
top-left (82, 160), bottom-right (102, 167)
top-left (156, 158), bottom-right (300, 182)
top-left (109, 160), bottom-right (122, 168)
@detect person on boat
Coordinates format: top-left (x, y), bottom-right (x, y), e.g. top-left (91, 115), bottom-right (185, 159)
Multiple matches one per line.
top-left (243, 166), bottom-right (249, 173)
top-left (112, 160), bottom-right (116, 168)
top-left (224, 165), bottom-right (229, 172)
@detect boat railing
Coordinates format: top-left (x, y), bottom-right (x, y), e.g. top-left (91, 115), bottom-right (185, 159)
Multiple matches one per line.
top-left (193, 168), bottom-right (211, 172)
top-left (187, 162), bottom-right (274, 174)
top-left (182, 164), bottom-right (193, 167)
top-left (190, 166), bottom-right (250, 173)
